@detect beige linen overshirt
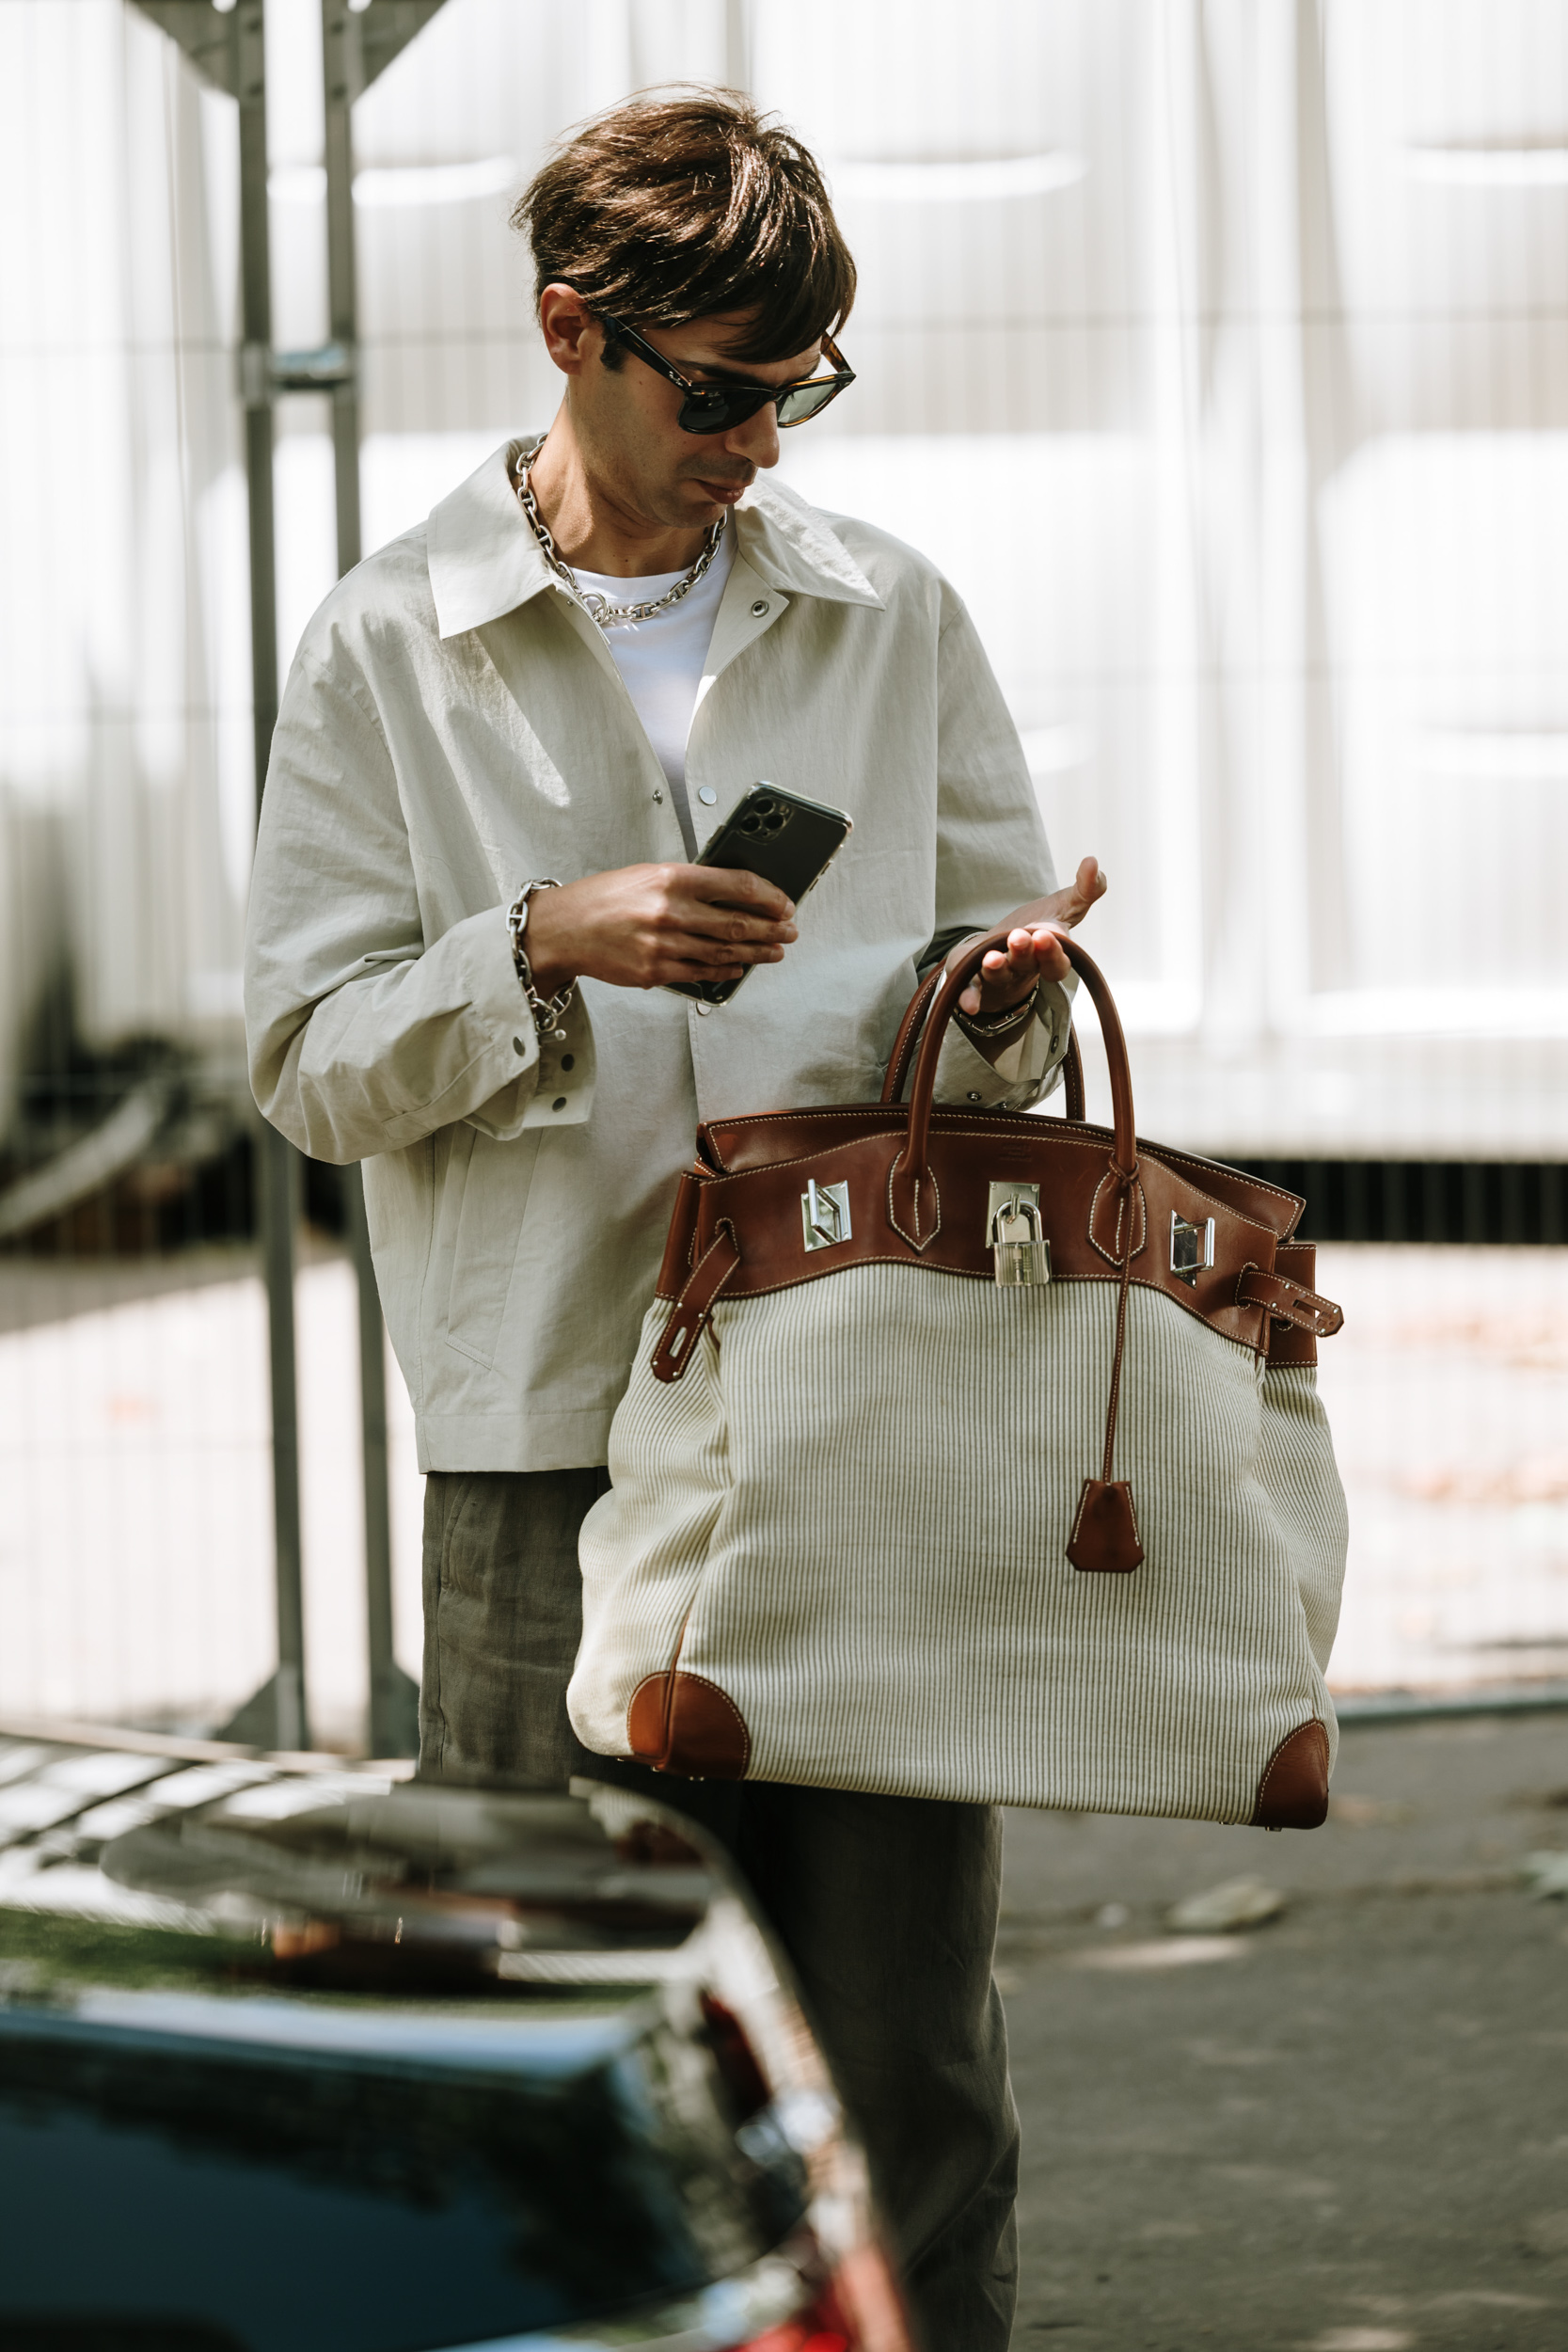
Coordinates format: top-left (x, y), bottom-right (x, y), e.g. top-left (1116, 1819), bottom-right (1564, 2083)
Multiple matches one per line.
top-left (245, 443), bottom-right (1071, 1471)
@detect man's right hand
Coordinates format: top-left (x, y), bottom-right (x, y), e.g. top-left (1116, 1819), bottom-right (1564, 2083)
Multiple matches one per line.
top-left (523, 864), bottom-right (798, 994)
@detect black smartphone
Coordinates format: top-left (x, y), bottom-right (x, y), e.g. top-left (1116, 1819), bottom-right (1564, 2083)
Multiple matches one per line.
top-left (666, 783), bottom-right (853, 1006)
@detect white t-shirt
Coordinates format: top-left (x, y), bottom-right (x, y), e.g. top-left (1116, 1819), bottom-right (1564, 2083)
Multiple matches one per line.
top-left (574, 526), bottom-right (736, 857)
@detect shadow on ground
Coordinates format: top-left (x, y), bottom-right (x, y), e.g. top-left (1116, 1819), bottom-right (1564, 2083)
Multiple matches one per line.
top-left (1002, 1713), bottom-right (1568, 2351)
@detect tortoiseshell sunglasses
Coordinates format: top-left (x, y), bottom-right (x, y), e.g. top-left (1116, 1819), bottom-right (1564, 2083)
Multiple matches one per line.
top-left (596, 309), bottom-right (855, 435)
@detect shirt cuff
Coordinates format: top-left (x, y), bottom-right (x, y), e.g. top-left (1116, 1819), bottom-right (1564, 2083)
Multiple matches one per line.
top-left (932, 975), bottom-right (1074, 1111)
top-left (464, 911), bottom-right (597, 1138)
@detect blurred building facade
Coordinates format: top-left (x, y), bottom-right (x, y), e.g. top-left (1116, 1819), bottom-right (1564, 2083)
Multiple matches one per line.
top-left (5, 0), bottom-right (1567, 1177)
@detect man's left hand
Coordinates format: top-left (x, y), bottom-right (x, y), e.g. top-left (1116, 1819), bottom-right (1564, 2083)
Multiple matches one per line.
top-left (958, 855), bottom-right (1107, 1018)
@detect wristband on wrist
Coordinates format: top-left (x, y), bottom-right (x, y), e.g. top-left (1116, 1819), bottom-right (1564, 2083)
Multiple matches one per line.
top-left (507, 879), bottom-right (577, 1043)
top-left (956, 979), bottom-right (1040, 1040)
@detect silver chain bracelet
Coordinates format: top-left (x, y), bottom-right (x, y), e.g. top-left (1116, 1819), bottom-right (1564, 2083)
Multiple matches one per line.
top-left (957, 980), bottom-right (1040, 1040)
top-left (506, 880), bottom-right (577, 1043)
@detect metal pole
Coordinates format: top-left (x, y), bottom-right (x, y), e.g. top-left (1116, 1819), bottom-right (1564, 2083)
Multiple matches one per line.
top-left (256, 1126), bottom-right (306, 1751)
top-left (135, 0), bottom-right (447, 1755)
top-left (223, 0), bottom-right (309, 1752)
top-left (324, 0), bottom-right (420, 1756)
top-left (324, 0), bottom-right (363, 572)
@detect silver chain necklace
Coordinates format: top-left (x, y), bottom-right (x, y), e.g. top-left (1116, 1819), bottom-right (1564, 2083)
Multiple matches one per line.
top-left (514, 442), bottom-right (727, 629)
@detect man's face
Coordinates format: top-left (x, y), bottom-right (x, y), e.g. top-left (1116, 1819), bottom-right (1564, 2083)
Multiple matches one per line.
top-left (569, 308), bottom-right (824, 534)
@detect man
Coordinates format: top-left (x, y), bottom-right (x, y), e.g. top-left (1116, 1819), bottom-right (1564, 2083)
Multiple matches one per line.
top-left (246, 89), bottom-right (1104, 2349)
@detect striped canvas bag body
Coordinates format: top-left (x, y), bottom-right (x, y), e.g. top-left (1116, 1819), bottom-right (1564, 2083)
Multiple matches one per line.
top-left (568, 934), bottom-right (1349, 1827)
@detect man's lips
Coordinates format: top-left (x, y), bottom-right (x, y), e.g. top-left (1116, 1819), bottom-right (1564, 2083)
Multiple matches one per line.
top-left (689, 473), bottom-right (753, 503)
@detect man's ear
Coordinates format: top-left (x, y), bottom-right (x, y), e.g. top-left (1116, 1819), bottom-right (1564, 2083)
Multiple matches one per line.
top-left (538, 282), bottom-right (601, 379)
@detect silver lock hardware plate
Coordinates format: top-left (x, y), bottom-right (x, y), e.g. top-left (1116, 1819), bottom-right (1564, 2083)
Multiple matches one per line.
top-left (1169, 1210), bottom-right (1216, 1286)
top-left (801, 1178), bottom-right (852, 1252)
top-left (986, 1181), bottom-right (1053, 1288)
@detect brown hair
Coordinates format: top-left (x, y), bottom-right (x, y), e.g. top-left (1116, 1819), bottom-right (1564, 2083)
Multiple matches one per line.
top-left (513, 87), bottom-right (856, 363)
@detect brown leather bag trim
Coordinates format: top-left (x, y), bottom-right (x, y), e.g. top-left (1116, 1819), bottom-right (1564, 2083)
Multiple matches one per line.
top-left (1265, 1243), bottom-right (1323, 1367)
top-left (697, 1117), bottom-right (1273, 1216)
top-left (1088, 1167), bottom-right (1148, 1266)
top-left (626, 1670), bottom-right (673, 1765)
top-left (655, 1171), bottom-right (705, 1298)
top-left (626, 1669), bottom-right (751, 1779)
top-left (652, 1221), bottom-right (741, 1382)
top-left (700, 1104), bottom-right (1306, 1242)
top-left (1141, 1144), bottom-right (1304, 1233)
top-left (1236, 1264), bottom-right (1345, 1340)
top-left (669, 1672), bottom-right (751, 1778)
top-left (1251, 1718), bottom-right (1330, 1830)
top-left (1066, 1476), bottom-right (1145, 1572)
top-left (668, 1129), bottom-right (1292, 1355)
top-left (886, 1148), bottom-right (942, 1250)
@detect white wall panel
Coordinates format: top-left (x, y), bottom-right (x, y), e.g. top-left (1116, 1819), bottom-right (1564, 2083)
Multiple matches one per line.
top-left (4, 0), bottom-right (1566, 1152)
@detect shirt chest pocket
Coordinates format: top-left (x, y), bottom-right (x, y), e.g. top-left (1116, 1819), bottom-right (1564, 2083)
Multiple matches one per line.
top-left (434, 1123), bottom-right (545, 1371)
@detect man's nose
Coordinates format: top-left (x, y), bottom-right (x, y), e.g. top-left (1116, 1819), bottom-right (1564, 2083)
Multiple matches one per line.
top-left (724, 401), bottom-right (781, 471)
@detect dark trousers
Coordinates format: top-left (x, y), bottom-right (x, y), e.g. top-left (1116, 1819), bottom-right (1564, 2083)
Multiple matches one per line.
top-left (420, 1468), bottom-right (1021, 2352)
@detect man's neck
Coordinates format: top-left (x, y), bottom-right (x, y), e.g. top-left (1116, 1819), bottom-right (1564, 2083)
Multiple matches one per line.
top-left (526, 413), bottom-right (714, 579)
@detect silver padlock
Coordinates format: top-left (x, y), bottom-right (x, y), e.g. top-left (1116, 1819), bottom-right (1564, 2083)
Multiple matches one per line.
top-left (986, 1182), bottom-right (1053, 1288)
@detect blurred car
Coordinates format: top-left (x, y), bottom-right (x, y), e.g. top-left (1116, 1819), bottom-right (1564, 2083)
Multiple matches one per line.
top-left (0, 1725), bottom-right (912, 2352)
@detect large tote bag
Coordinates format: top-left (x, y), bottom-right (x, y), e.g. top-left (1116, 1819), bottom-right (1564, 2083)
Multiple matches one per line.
top-left (569, 933), bottom-right (1348, 1828)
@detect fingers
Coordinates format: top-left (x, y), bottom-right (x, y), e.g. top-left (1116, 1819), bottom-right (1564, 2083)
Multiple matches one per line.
top-left (687, 864), bottom-right (797, 924)
top-left (526, 863), bottom-right (798, 994)
top-left (1041, 860), bottom-right (1105, 928)
top-left (676, 866), bottom-right (797, 956)
top-left (1072, 853), bottom-right (1107, 909)
top-left (958, 924), bottom-right (1071, 1015)
top-left (664, 930), bottom-right (790, 971)
top-left (992, 926), bottom-right (1069, 979)
top-left (1006, 857), bottom-right (1108, 937)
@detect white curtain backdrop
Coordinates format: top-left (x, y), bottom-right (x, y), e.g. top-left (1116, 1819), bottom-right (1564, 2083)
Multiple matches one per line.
top-left (4, 0), bottom-right (1566, 1152)
top-left (0, 0), bottom-right (252, 1130)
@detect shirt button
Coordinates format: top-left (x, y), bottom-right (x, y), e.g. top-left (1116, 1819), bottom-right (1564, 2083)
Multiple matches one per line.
top-left (697, 787), bottom-right (717, 806)
top-left (751, 598), bottom-right (769, 617)
top-left (561, 1053), bottom-right (574, 1071)
top-left (967, 1090), bottom-right (983, 1103)
top-left (513, 1036), bottom-right (527, 1056)
top-left (552, 1096), bottom-right (567, 1112)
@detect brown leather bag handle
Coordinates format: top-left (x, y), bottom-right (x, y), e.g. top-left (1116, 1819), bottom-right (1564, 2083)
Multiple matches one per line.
top-left (1060, 1029), bottom-right (1085, 1123)
top-left (889, 931), bottom-right (1135, 1246)
top-left (880, 965), bottom-right (944, 1104)
top-left (882, 963), bottom-right (1086, 1120)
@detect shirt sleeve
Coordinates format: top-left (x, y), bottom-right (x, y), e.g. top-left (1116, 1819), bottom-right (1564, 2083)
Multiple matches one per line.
top-left (244, 643), bottom-right (594, 1165)
top-left (926, 589), bottom-right (1075, 1111)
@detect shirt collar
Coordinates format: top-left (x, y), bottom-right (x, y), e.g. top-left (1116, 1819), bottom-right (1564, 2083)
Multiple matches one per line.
top-left (426, 439), bottom-right (882, 640)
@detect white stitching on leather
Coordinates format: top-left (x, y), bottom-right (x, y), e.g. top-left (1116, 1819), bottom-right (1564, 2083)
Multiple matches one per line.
top-left (673, 1673), bottom-right (752, 1775)
top-left (1088, 1168), bottom-right (1148, 1267)
top-left (1068, 1480), bottom-right (1144, 1558)
top-left (1255, 1719), bottom-right (1326, 1812)
top-left (706, 1110), bottom-right (1305, 1228)
top-left (885, 1153), bottom-right (942, 1252)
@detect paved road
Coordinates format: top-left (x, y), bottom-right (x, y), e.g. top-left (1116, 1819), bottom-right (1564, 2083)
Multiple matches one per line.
top-left (999, 1712), bottom-right (1568, 2352)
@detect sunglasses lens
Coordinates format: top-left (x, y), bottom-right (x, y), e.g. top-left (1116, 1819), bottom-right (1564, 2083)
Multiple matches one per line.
top-left (676, 372), bottom-right (847, 435)
top-left (775, 378), bottom-right (843, 428)
top-left (678, 389), bottom-right (770, 435)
